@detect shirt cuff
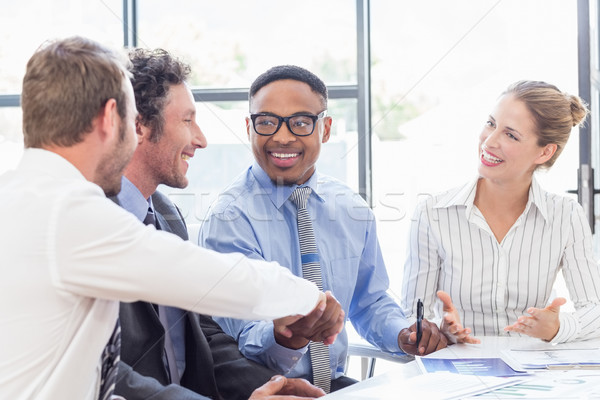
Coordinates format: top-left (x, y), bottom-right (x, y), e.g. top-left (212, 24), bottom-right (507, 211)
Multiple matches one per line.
top-left (261, 329), bottom-right (309, 374)
top-left (382, 318), bottom-right (412, 353)
top-left (549, 312), bottom-right (578, 344)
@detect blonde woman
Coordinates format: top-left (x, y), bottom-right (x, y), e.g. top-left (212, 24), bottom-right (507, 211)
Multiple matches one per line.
top-left (402, 81), bottom-right (600, 344)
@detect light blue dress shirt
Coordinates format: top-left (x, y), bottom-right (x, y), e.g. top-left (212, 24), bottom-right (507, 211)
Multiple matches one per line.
top-left (116, 176), bottom-right (187, 378)
top-left (200, 163), bottom-right (409, 380)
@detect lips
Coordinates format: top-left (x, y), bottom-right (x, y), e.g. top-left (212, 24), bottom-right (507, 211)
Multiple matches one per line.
top-left (270, 152), bottom-right (299, 160)
top-left (268, 150), bottom-right (301, 168)
top-left (481, 148), bottom-right (503, 166)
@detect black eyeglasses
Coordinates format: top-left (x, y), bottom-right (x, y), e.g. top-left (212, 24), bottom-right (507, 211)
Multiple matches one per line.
top-left (250, 110), bottom-right (328, 136)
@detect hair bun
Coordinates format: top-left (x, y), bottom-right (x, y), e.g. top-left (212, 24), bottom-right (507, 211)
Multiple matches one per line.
top-left (569, 94), bottom-right (589, 127)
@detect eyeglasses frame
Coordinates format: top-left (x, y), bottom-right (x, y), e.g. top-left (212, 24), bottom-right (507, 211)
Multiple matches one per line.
top-left (249, 110), bottom-right (328, 137)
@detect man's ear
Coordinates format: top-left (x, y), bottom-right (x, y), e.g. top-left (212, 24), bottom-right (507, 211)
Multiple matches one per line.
top-left (97, 98), bottom-right (120, 143)
top-left (245, 116), bottom-right (252, 142)
top-left (136, 117), bottom-right (151, 144)
top-left (321, 117), bottom-right (332, 144)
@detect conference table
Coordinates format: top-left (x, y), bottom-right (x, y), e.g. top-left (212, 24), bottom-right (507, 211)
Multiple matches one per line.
top-left (324, 336), bottom-right (600, 399)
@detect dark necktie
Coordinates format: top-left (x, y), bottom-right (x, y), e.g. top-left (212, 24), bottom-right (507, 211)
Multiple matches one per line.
top-left (143, 206), bottom-right (180, 384)
top-left (98, 322), bottom-right (120, 400)
top-left (290, 187), bottom-right (331, 393)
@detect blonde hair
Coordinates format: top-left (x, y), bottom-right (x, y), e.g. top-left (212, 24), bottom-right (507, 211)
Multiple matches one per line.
top-left (503, 80), bottom-right (589, 169)
top-left (21, 36), bottom-right (130, 148)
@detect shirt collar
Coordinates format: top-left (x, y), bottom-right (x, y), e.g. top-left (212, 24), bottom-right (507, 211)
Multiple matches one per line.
top-left (115, 176), bottom-right (153, 223)
top-left (434, 175), bottom-right (479, 211)
top-left (434, 174), bottom-right (549, 222)
top-left (250, 162), bottom-right (323, 209)
top-left (529, 174), bottom-right (548, 221)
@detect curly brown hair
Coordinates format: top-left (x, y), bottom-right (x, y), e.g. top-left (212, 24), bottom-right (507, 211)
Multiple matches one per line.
top-left (128, 48), bottom-right (191, 142)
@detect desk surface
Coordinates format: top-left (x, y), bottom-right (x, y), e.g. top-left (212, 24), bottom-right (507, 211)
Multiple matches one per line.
top-left (324, 336), bottom-right (600, 399)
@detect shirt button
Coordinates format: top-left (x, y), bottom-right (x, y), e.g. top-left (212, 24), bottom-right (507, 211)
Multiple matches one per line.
top-left (292, 356), bottom-right (299, 361)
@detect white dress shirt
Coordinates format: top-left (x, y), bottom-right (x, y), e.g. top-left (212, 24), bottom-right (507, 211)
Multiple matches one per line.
top-left (401, 175), bottom-right (600, 343)
top-left (0, 148), bottom-right (319, 400)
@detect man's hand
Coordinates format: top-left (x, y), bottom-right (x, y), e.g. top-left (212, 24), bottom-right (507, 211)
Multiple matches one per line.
top-left (248, 375), bottom-right (325, 399)
top-left (398, 318), bottom-right (448, 355)
top-left (504, 297), bottom-right (565, 341)
top-left (273, 291), bottom-right (344, 349)
top-left (437, 291), bottom-right (480, 345)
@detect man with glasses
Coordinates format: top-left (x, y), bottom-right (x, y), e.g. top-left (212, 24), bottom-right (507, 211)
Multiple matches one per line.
top-left (200, 65), bottom-right (449, 392)
top-left (112, 49), bottom-right (331, 400)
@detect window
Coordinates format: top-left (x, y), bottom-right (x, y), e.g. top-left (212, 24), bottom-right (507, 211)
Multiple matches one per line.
top-left (370, 0), bottom-right (579, 308)
top-left (0, 0), bottom-right (123, 174)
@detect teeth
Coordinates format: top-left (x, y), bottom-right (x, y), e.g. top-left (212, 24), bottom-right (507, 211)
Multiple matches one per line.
top-left (181, 154), bottom-right (190, 161)
top-left (482, 150), bottom-right (502, 164)
top-left (272, 152), bottom-right (299, 159)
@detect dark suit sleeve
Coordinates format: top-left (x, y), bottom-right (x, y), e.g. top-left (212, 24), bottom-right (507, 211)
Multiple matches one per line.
top-left (199, 315), bottom-right (276, 400)
top-left (116, 361), bottom-right (211, 400)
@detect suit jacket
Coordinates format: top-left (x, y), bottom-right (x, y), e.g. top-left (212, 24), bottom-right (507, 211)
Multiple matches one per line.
top-left (113, 191), bottom-right (276, 400)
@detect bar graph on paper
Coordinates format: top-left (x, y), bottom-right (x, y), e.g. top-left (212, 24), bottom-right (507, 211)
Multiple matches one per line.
top-left (472, 371), bottom-right (600, 398)
top-left (416, 357), bottom-right (527, 377)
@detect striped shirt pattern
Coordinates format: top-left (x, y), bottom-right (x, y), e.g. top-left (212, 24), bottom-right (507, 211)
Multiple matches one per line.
top-left (401, 176), bottom-right (600, 343)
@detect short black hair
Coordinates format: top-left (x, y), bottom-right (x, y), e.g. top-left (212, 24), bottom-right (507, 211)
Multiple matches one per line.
top-left (128, 48), bottom-right (191, 142)
top-left (249, 65), bottom-right (327, 109)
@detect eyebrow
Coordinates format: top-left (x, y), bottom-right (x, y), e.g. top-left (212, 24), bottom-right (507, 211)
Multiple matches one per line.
top-left (489, 115), bottom-right (523, 137)
top-left (253, 111), bottom-right (319, 117)
top-left (505, 126), bottom-right (522, 137)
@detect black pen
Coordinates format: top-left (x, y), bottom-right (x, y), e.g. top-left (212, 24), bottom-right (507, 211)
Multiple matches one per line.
top-left (416, 298), bottom-right (423, 346)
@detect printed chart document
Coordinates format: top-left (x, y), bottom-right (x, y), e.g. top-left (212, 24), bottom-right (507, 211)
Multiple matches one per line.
top-left (467, 370), bottom-right (600, 399)
top-left (502, 348), bottom-right (600, 370)
top-left (416, 357), bottom-right (528, 377)
top-left (345, 371), bottom-right (527, 400)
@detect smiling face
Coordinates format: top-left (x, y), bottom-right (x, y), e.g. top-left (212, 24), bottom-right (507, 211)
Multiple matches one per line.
top-left (247, 79), bottom-right (331, 186)
top-left (140, 82), bottom-right (206, 189)
top-left (478, 94), bottom-right (556, 185)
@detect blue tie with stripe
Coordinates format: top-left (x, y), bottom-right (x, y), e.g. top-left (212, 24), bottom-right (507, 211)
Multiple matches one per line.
top-left (290, 187), bottom-right (331, 393)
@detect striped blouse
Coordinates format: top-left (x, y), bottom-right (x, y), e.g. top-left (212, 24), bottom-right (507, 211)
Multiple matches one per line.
top-left (401, 176), bottom-right (600, 343)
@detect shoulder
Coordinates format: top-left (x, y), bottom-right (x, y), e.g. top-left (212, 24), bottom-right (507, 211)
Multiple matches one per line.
top-left (317, 173), bottom-right (375, 220)
top-left (539, 189), bottom-right (585, 220)
top-left (318, 174), bottom-right (365, 204)
top-left (207, 169), bottom-right (257, 217)
top-left (151, 191), bottom-right (181, 218)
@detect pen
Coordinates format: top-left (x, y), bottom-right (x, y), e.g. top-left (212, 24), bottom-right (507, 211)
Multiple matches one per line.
top-left (416, 298), bottom-right (423, 346)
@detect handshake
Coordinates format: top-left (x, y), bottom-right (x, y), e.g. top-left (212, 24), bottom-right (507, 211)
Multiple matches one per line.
top-left (274, 291), bottom-right (344, 349)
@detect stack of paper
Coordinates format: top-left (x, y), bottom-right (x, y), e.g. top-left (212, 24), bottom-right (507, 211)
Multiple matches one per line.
top-left (502, 349), bottom-right (600, 370)
top-left (345, 372), bottom-right (528, 400)
top-left (468, 370), bottom-right (600, 399)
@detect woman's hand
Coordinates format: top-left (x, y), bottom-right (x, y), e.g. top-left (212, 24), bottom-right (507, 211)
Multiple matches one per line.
top-left (437, 290), bottom-right (480, 344)
top-left (504, 297), bottom-right (566, 341)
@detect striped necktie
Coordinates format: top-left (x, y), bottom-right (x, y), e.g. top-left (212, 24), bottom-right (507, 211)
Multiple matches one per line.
top-left (290, 186), bottom-right (331, 394)
top-left (98, 322), bottom-right (120, 400)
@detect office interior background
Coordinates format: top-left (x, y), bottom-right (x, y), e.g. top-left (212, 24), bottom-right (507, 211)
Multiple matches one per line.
top-left (1, 0), bottom-right (598, 370)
